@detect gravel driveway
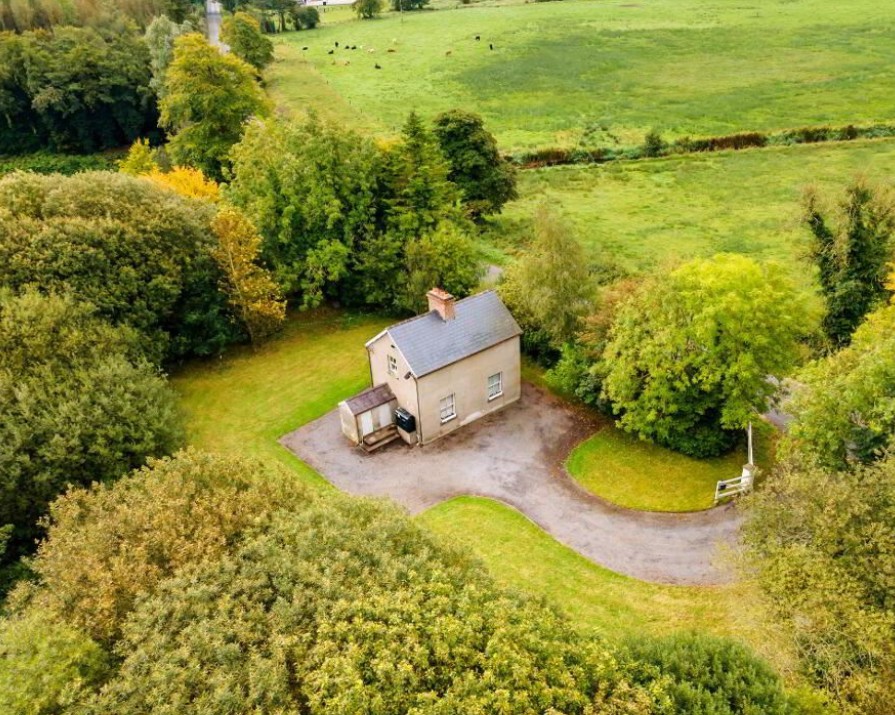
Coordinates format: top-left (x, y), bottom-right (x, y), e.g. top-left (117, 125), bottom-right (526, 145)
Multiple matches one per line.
top-left (280, 384), bottom-right (740, 585)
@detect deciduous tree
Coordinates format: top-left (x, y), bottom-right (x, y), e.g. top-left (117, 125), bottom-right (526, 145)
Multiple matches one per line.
top-left (220, 11), bottom-right (273, 70)
top-left (603, 254), bottom-right (812, 457)
top-left (210, 206), bottom-right (285, 343)
top-left (786, 302), bottom-right (895, 469)
top-left (433, 109), bottom-right (517, 219)
top-left (0, 290), bottom-right (182, 573)
top-left (741, 454), bottom-right (895, 714)
top-left (499, 205), bottom-right (594, 352)
top-left (160, 33), bottom-right (269, 179)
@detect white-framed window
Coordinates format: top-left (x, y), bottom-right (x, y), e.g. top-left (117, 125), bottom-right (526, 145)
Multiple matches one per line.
top-left (387, 354), bottom-right (398, 376)
top-left (439, 393), bottom-right (456, 423)
top-left (487, 372), bottom-right (503, 400)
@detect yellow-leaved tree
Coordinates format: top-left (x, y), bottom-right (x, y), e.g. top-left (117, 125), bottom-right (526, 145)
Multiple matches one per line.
top-left (210, 206), bottom-right (285, 344)
top-left (145, 166), bottom-right (220, 201)
top-left (119, 138), bottom-right (158, 175)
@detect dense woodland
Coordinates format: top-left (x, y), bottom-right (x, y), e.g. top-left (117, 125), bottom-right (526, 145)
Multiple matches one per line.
top-left (1, 0), bottom-right (894, 713)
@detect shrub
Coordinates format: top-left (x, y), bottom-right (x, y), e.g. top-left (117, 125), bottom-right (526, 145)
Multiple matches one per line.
top-left (352, 0), bottom-right (382, 19)
top-left (292, 5), bottom-right (320, 28)
top-left (0, 290), bottom-right (183, 574)
top-left (621, 633), bottom-right (797, 715)
top-left (0, 152), bottom-right (122, 176)
top-left (0, 171), bottom-right (238, 360)
top-left (641, 129), bottom-right (666, 158)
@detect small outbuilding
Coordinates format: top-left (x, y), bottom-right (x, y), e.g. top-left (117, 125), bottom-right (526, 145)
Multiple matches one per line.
top-left (340, 288), bottom-right (522, 448)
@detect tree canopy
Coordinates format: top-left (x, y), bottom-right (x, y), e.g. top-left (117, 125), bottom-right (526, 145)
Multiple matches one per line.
top-left (804, 180), bottom-right (895, 348)
top-left (603, 254), bottom-right (813, 457)
top-left (741, 453), bottom-right (895, 714)
top-left (0, 290), bottom-right (182, 577)
top-left (433, 109), bottom-right (518, 219)
top-left (0, 170), bottom-right (237, 360)
top-left (220, 11), bottom-right (274, 70)
top-left (786, 301), bottom-right (895, 469)
top-left (160, 33), bottom-right (269, 179)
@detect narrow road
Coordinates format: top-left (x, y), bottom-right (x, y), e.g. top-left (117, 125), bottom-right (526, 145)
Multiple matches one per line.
top-left (206, 0), bottom-right (227, 51)
top-left (281, 384), bottom-right (740, 586)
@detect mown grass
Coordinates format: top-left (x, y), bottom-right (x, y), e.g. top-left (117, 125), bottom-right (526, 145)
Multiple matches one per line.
top-left (419, 496), bottom-right (756, 641)
top-left (171, 309), bottom-right (390, 487)
top-left (268, 0), bottom-right (895, 151)
top-left (566, 423), bottom-right (776, 513)
top-left (173, 313), bottom-right (766, 646)
top-left (492, 138), bottom-right (895, 275)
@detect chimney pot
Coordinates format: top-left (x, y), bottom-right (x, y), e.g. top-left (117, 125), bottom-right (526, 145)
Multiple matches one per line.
top-left (426, 287), bottom-right (455, 321)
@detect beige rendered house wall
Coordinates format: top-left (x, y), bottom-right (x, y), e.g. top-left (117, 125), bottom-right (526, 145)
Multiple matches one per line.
top-left (367, 332), bottom-right (420, 432)
top-left (415, 336), bottom-right (521, 445)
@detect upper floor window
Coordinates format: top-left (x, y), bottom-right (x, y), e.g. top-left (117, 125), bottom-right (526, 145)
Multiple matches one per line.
top-left (387, 354), bottom-right (398, 376)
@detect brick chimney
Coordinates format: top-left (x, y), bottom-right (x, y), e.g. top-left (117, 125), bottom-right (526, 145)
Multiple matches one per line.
top-left (426, 287), bottom-right (455, 321)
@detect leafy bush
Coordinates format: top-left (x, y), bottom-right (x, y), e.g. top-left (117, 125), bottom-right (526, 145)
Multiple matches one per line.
top-left (352, 0), bottom-right (382, 19)
top-left (0, 290), bottom-right (182, 574)
top-left (621, 633), bottom-right (798, 715)
top-left (0, 171), bottom-right (238, 360)
top-left (641, 129), bottom-right (666, 158)
top-left (391, 0), bottom-right (429, 10)
top-left (0, 152), bottom-right (122, 176)
top-left (291, 5), bottom-right (320, 28)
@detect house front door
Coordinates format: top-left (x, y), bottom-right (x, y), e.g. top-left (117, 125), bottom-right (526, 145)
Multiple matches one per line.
top-left (359, 411), bottom-right (374, 437)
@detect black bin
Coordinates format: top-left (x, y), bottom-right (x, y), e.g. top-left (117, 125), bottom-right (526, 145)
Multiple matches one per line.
top-left (395, 407), bottom-right (416, 433)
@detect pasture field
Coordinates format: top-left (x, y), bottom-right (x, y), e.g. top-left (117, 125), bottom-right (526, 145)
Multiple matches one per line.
top-left (268, 0), bottom-right (895, 151)
top-left (172, 312), bottom-right (762, 644)
top-left (491, 137), bottom-right (895, 274)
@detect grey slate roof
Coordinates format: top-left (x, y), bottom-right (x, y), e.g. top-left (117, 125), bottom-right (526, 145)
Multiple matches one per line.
top-left (380, 291), bottom-right (521, 378)
top-left (344, 383), bottom-right (395, 416)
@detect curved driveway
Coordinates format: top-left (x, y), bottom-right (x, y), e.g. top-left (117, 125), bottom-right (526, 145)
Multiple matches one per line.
top-left (280, 384), bottom-right (740, 585)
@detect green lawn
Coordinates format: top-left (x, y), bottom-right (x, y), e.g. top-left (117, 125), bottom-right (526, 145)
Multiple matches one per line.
top-left (268, 0), bottom-right (895, 151)
top-left (419, 496), bottom-right (755, 641)
top-left (566, 424), bottom-right (775, 512)
top-left (171, 309), bottom-right (390, 487)
top-left (491, 138), bottom-right (895, 275)
top-left (172, 313), bottom-right (770, 647)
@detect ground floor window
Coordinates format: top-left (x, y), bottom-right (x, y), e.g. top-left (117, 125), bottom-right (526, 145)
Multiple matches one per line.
top-left (488, 372), bottom-right (503, 400)
top-left (439, 393), bottom-right (456, 423)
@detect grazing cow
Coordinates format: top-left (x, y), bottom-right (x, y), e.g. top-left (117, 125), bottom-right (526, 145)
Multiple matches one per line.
top-left (374, 63), bottom-right (382, 69)
top-left (387, 48), bottom-right (396, 53)
top-left (475, 34), bottom-right (480, 40)
top-left (335, 41), bottom-right (339, 47)
top-left (328, 49), bottom-right (334, 54)
top-left (351, 45), bottom-right (357, 50)
top-left (302, 46), bottom-right (308, 50)
top-left (367, 48), bottom-right (375, 53)
top-left (445, 50), bottom-right (452, 56)
top-left (489, 43), bottom-right (494, 50)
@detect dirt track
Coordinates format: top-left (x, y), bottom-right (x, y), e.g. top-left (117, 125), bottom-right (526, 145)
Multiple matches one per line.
top-left (280, 383), bottom-right (741, 585)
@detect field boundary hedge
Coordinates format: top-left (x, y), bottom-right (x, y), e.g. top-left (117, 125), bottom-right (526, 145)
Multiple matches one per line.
top-left (0, 151), bottom-right (124, 176)
top-left (510, 123), bottom-right (895, 169)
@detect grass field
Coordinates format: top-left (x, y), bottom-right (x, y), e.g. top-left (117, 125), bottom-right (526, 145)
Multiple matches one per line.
top-left (566, 423), bottom-right (775, 512)
top-left (172, 313), bottom-right (768, 646)
top-left (268, 0), bottom-right (895, 151)
top-left (490, 138), bottom-right (895, 274)
top-left (171, 309), bottom-right (389, 487)
top-left (419, 496), bottom-right (760, 641)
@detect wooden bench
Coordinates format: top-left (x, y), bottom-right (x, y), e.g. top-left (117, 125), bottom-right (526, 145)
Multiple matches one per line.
top-left (361, 424), bottom-right (400, 453)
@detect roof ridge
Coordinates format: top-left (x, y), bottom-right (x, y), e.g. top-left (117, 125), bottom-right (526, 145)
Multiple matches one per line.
top-left (384, 290), bottom-right (498, 333)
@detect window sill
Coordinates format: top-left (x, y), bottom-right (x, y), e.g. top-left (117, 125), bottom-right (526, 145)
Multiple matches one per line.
top-left (440, 415), bottom-right (456, 425)
top-left (488, 392), bottom-right (503, 402)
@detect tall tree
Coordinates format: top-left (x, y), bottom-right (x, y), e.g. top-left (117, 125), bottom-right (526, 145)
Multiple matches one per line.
top-left (603, 254), bottom-right (812, 457)
top-left (433, 109), bottom-right (517, 219)
top-left (786, 301), bottom-right (895, 469)
top-left (144, 14), bottom-right (192, 99)
top-left (0, 290), bottom-right (182, 574)
top-left (741, 454), bottom-right (895, 714)
top-left (499, 205), bottom-right (595, 352)
top-left (220, 11), bottom-right (274, 71)
top-left (159, 33), bottom-right (269, 179)
top-left (805, 180), bottom-right (895, 348)
top-left (210, 206), bottom-right (286, 344)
